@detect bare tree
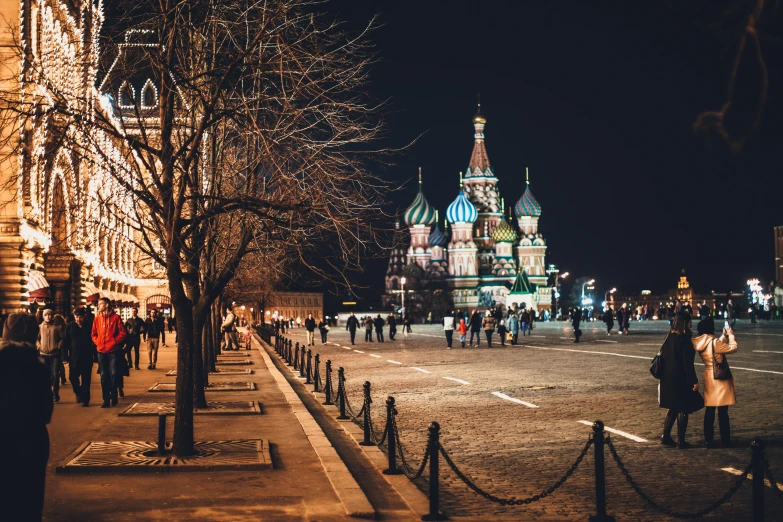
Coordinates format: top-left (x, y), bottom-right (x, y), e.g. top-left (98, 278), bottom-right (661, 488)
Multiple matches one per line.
top-left (0, 0), bottom-right (391, 455)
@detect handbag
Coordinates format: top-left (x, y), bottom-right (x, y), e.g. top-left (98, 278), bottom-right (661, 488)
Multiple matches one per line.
top-left (650, 334), bottom-right (668, 379)
top-left (712, 339), bottom-right (733, 380)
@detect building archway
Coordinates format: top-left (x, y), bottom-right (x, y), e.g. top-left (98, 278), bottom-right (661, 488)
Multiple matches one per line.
top-left (43, 175), bottom-right (77, 315)
top-left (146, 294), bottom-right (173, 317)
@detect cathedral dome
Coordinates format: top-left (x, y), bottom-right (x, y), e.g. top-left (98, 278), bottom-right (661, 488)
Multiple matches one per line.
top-left (403, 188), bottom-right (437, 226)
top-left (428, 224), bottom-right (448, 247)
top-left (491, 218), bottom-right (517, 243)
top-left (514, 187), bottom-right (542, 218)
top-left (446, 191), bottom-right (478, 223)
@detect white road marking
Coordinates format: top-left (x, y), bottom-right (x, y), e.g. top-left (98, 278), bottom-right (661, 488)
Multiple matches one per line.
top-left (577, 421), bottom-right (648, 442)
top-left (369, 354), bottom-right (382, 358)
top-left (530, 335), bottom-right (546, 338)
top-left (524, 345), bottom-right (783, 375)
top-left (559, 337), bottom-right (573, 340)
top-left (722, 467), bottom-right (783, 490)
top-left (753, 350), bottom-right (783, 354)
top-left (411, 367), bottom-right (431, 374)
top-left (746, 333), bottom-right (783, 337)
top-left (354, 350), bottom-right (365, 353)
top-left (637, 343), bottom-right (661, 346)
top-left (343, 346), bottom-right (352, 350)
top-left (492, 391), bottom-right (538, 408)
top-left (387, 360), bottom-right (403, 365)
top-left (443, 376), bottom-right (470, 385)
top-left (595, 340), bottom-right (618, 343)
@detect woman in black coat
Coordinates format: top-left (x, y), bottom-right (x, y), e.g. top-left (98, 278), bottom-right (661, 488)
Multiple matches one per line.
top-left (658, 312), bottom-right (702, 448)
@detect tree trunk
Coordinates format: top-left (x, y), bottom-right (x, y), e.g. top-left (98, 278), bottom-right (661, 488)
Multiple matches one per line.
top-left (173, 300), bottom-right (195, 456)
top-left (193, 315), bottom-right (207, 409)
top-left (202, 309), bottom-right (211, 386)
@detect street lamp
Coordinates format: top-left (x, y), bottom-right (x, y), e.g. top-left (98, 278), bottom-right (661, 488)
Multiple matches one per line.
top-left (547, 265), bottom-right (566, 321)
top-left (604, 287), bottom-right (616, 307)
top-left (400, 277), bottom-right (407, 336)
top-left (581, 279), bottom-right (595, 301)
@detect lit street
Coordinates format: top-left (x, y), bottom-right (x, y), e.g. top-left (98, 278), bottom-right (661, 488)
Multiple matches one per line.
top-left (279, 320), bottom-right (783, 520)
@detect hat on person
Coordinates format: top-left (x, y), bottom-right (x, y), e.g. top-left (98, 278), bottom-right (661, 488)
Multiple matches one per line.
top-left (2, 313), bottom-right (39, 344)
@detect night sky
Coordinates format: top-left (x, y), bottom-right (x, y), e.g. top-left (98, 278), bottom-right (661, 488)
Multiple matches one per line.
top-left (327, 1), bottom-right (782, 298)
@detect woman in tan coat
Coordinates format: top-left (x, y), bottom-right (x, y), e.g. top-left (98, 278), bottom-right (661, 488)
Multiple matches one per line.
top-left (693, 317), bottom-right (738, 448)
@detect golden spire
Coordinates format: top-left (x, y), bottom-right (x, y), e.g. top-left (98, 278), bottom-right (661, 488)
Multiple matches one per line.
top-left (418, 167), bottom-right (422, 187)
top-left (435, 209), bottom-right (439, 223)
top-left (459, 171), bottom-right (463, 188)
top-left (501, 198), bottom-right (505, 214)
top-left (526, 167), bottom-right (530, 186)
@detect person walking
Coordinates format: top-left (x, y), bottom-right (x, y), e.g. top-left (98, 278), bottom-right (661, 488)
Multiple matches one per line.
top-left (693, 318), bottom-right (738, 448)
top-left (727, 299), bottom-right (736, 328)
top-left (222, 307), bottom-right (237, 350)
top-left (482, 311), bottom-right (496, 348)
top-left (144, 309), bottom-right (163, 369)
top-left (519, 309), bottom-right (530, 337)
top-left (159, 313), bottom-right (168, 347)
top-left (403, 314), bottom-right (412, 334)
top-left (456, 318), bottom-right (468, 348)
top-left (346, 311), bottom-right (359, 345)
top-left (373, 314), bottom-right (385, 343)
top-left (92, 297), bottom-right (127, 408)
top-left (571, 307), bottom-right (582, 343)
top-left (0, 312), bottom-right (53, 522)
top-left (443, 312), bottom-right (455, 349)
top-left (603, 307), bottom-right (614, 335)
top-left (387, 313), bottom-right (397, 340)
top-left (124, 308), bottom-right (146, 370)
top-left (304, 313), bottom-right (316, 346)
top-left (318, 317), bottom-right (329, 344)
top-left (53, 314), bottom-right (67, 386)
top-left (62, 308), bottom-right (96, 406)
top-left (620, 303), bottom-right (631, 335)
top-left (364, 316), bottom-right (374, 342)
top-left (469, 309), bottom-right (482, 347)
top-left (36, 308), bottom-right (64, 403)
top-left (497, 320), bottom-right (507, 347)
top-left (658, 312), bottom-right (702, 448)
top-left (243, 328), bottom-right (253, 350)
top-left (507, 313), bottom-right (519, 345)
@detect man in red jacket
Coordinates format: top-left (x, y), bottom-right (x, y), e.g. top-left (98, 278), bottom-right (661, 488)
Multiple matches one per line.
top-left (91, 297), bottom-right (127, 407)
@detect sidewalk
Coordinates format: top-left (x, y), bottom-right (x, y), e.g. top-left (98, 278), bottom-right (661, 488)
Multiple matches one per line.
top-left (41, 330), bottom-right (418, 521)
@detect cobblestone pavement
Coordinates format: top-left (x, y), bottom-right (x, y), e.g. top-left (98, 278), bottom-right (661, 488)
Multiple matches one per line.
top-left (281, 319), bottom-right (783, 520)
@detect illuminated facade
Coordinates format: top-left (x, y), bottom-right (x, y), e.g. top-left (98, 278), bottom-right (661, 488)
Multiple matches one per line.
top-left (0, 0), bottom-right (167, 316)
top-left (386, 107), bottom-right (552, 311)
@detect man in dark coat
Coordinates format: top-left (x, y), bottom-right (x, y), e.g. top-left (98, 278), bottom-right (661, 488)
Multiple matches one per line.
top-left (124, 308), bottom-right (146, 370)
top-left (373, 314), bottom-right (385, 343)
top-left (468, 310), bottom-right (482, 347)
top-left (63, 308), bottom-right (97, 406)
top-left (0, 313), bottom-right (53, 521)
top-left (345, 312), bottom-right (359, 345)
top-left (571, 307), bottom-right (582, 343)
top-left (387, 313), bottom-right (397, 340)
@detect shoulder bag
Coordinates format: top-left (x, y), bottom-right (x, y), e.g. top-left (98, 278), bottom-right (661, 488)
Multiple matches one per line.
top-left (650, 334), bottom-right (668, 379)
top-left (712, 338), bottom-right (733, 380)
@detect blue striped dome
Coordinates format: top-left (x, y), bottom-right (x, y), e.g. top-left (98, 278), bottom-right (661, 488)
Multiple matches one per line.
top-left (428, 224), bottom-right (448, 247)
top-left (514, 187), bottom-right (542, 218)
top-left (446, 191), bottom-right (478, 223)
top-left (403, 188), bottom-right (437, 226)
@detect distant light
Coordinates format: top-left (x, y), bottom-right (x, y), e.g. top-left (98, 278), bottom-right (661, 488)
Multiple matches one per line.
top-left (581, 298), bottom-right (593, 306)
top-left (342, 301), bottom-right (357, 306)
top-left (641, 290), bottom-right (651, 295)
top-left (401, 277), bottom-right (407, 285)
top-left (561, 272), bottom-right (569, 278)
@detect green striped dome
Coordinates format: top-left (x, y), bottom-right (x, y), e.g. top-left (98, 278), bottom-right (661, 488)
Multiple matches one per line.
top-left (403, 188), bottom-right (437, 226)
top-left (492, 217), bottom-right (517, 243)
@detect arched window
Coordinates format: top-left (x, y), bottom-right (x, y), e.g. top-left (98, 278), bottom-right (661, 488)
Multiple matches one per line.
top-left (141, 79), bottom-right (157, 107)
top-left (119, 81), bottom-right (135, 107)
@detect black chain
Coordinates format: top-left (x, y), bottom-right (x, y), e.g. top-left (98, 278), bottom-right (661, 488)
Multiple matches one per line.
top-left (606, 436), bottom-right (751, 518)
top-left (764, 457), bottom-right (783, 503)
top-left (393, 416), bottom-right (429, 479)
top-left (438, 439), bottom-right (593, 506)
top-left (369, 414), bottom-right (388, 446)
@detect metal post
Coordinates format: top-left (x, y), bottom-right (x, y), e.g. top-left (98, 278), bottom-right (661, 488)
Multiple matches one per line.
top-left (422, 422), bottom-right (446, 521)
top-left (305, 349), bottom-right (313, 384)
top-left (294, 342), bottom-right (300, 370)
top-left (589, 421), bottom-right (615, 522)
top-left (313, 354), bottom-right (321, 392)
top-left (359, 381), bottom-right (373, 446)
top-left (323, 360), bottom-right (333, 405)
top-left (337, 367), bottom-right (348, 419)
top-left (288, 340), bottom-right (292, 363)
top-left (383, 396), bottom-right (401, 475)
top-left (157, 414), bottom-right (167, 455)
top-left (752, 439), bottom-right (765, 522)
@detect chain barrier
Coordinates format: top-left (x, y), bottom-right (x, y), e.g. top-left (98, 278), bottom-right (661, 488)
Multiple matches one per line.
top-left (605, 436), bottom-right (751, 518)
top-left (392, 415), bottom-right (429, 479)
top-left (764, 457), bottom-right (783, 503)
top-left (438, 438), bottom-right (592, 506)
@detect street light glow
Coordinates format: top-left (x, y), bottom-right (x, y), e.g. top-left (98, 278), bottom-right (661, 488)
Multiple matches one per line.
top-left (561, 272), bottom-right (569, 278)
top-left (400, 277), bottom-right (407, 285)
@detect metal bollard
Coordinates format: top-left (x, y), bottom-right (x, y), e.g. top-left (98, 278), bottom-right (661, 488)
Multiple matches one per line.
top-left (288, 340), bottom-right (293, 363)
top-left (383, 396), bottom-right (401, 474)
top-left (300, 348), bottom-right (306, 377)
top-left (294, 342), bottom-right (300, 370)
top-left (313, 354), bottom-right (321, 392)
top-left (337, 367), bottom-right (349, 419)
top-left (323, 360), bottom-right (333, 405)
top-left (305, 350), bottom-right (313, 384)
top-left (588, 421), bottom-right (615, 522)
top-left (421, 422), bottom-right (446, 521)
top-left (359, 381), bottom-right (374, 446)
top-left (157, 414), bottom-right (167, 455)
top-left (752, 439), bottom-right (765, 522)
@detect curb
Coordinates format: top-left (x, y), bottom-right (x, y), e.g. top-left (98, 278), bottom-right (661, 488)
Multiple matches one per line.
top-left (256, 336), bottom-right (375, 519)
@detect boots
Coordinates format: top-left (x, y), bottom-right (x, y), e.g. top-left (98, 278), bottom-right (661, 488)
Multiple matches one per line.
top-left (676, 413), bottom-right (691, 449)
top-left (661, 410), bottom-right (677, 447)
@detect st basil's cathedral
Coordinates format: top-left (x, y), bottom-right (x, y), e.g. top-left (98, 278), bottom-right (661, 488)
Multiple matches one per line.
top-left (385, 106), bottom-right (553, 312)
